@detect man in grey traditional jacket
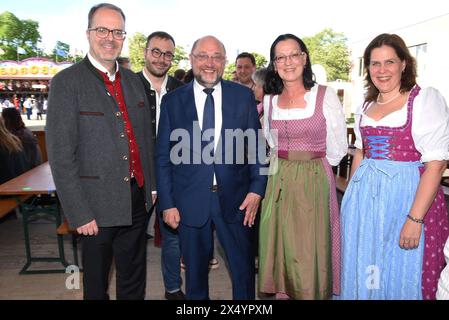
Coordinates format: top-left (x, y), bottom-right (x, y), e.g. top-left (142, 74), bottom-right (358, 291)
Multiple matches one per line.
top-left (46, 3), bottom-right (156, 300)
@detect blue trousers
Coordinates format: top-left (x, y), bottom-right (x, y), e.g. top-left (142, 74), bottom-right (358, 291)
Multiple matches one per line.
top-left (157, 212), bottom-right (182, 292)
top-left (179, 192), bottom-right (255, 300)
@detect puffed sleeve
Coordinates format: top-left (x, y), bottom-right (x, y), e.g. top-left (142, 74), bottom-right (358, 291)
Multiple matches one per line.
top-left (263, 94), bottom-right (276, 149)
top-left (323, 86), bottom-right (348, 166)
top-left (412, 87), bottom-right (449, 162)
top-left (353, 103), bottom-right (364, 150)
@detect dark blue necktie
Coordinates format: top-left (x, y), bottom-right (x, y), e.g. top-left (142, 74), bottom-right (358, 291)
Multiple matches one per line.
top-left (202, 88), bottom-right (215, 155)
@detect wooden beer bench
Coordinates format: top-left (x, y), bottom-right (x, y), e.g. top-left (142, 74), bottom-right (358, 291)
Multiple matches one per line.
top-left (0, 162), bottom-right (79, 274)
top-left (0, 195), bottom-right (32, 219)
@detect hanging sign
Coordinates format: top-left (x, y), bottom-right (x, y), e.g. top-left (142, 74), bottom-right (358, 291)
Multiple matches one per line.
top-left (0, 58), bottom-right (73, 79)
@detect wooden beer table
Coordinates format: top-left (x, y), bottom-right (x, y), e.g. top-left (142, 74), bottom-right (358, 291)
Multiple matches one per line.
top-left (0, 162), bottom-right (78, 274)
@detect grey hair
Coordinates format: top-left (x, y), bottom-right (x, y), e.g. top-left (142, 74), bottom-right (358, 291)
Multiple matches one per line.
top-left (252, 67), bottom-right (268, 86)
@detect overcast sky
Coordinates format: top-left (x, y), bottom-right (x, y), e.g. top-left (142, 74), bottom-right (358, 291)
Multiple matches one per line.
top-left (2, 0), bottom-right (449, 61)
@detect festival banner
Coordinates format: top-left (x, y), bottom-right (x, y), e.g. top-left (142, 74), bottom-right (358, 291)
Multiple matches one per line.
top-left (0, 58), bottom-right (73, 79)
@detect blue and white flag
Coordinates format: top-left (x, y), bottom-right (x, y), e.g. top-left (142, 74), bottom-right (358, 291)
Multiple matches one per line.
top-left (56, 48), bottom-right (68, 58)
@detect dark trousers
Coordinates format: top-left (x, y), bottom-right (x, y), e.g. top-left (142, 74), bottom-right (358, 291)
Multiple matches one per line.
top-left (81, 179), bottom-right (148, 300)
top-left (179, 192), bottom-right (255, 300)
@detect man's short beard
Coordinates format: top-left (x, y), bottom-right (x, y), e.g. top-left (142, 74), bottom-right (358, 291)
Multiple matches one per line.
top-left (195, 74), bottom-right (222, 88)
top-left (239, 76), bottom-right (252, 85)
top-left (145, 63), bottom-right (168, 78)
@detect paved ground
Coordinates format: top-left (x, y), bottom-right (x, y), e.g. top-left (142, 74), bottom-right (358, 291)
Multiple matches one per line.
top-left (22, 114), bottom-right (46, 131)
top-left (0, 212), bottom-right (237, 300)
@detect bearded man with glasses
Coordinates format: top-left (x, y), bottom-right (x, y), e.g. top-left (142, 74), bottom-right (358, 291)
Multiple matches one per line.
top-left (46, 3), bottom-right (156, 300)
top-left (136, 31), bottom-right (185, 300)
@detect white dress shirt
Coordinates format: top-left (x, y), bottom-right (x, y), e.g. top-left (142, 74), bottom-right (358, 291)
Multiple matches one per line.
top-left (87, 52), bottom-right (118, 81)
top-left (193, 80), bottom-right (222, 185)
top-left (142, 70), bottom-right (168, 133)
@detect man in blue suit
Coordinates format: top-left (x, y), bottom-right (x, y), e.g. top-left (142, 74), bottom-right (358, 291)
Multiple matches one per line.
top-left (156, 35), bottom-right (267, 300)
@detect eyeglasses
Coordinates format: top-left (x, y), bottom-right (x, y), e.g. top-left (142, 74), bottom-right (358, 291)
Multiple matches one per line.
top-left (88, 27), bottom-right (127, 40)
top-left (191, 53), bottom-right (225, 63)
top-left (147, 48), bottom-right (174, 61)
top-left (274, 52), bottom-right (305, 64)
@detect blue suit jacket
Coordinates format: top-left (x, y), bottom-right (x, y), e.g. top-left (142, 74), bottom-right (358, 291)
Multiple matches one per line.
top-left (156, 80), bottom-right (267, 227)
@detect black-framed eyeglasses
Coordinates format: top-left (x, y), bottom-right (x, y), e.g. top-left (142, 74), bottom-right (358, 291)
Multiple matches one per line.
top-left (147, 48), bottom-right (174, 61)
top-left (88, 27), bottom-right (127, 40)
top-left (274, 52), bottom-right (305, 64)
top-left (191, 53), bottom-right (225, 63)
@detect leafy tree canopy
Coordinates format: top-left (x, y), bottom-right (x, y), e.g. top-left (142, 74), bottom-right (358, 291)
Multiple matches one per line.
top-left (0, 11), bottom-right (41, 60)
top-left (303, 28), bottom-right (350, 81)
top-left (128, 32), bottom-right (146, 72)
top-left (169, 45), bottom-right (188, 76)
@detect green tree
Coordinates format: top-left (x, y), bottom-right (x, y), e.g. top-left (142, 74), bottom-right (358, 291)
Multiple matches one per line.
top-left (223, 64), bottom-right (236, 81)
top-left (128, 32), bottom-right (146, 72)
top-left (168, 45), bottom-right (189, 76)
top-left (303, 28), bottom-right (350, 81)
top-left (253, 52), bottom-right (268, 69)
top-left (223, 51), bottom-right (268, 80)
top-left (0, 11), bottom-right (41, 60)
top-left (128, 32), bottom-right (189, 75)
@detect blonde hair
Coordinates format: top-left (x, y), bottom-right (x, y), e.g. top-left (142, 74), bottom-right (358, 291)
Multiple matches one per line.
top-left (0, 118), bottom-right (22, 153)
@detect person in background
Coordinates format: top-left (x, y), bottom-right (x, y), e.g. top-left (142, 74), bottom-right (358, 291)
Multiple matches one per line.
top-left (30, 96), bottom-right (38, 120)
top-left (13, 94), bottom-right (20, 110)
top-left (36, 97), bottom-right (44, 120)
top-left (251, 67), bottom-right (268, 114)
top-left (117, 56), bottom-right (131, 69)
top-left (19, 96), bottom-right (24, 114)
top-left (259, 33), bottom-right (347, 300)
top-left (230, 70), bottom-right (238, 82)
top-left (136, 30), bottom-right (185, 300)
top-left (43, 98), bottom-right (48, 114)
top-left (0, 117), bottom-right (28, 222)
top-left (340, 33), bottom-right (449, 300)
top-left (1, 98), bottom-right (12, 109)
top-left (173, 69), bottom-right (186, 82)
top-left (0, 118), bottom-right (27, 185)
top-left (46, 3), bottom-right (156, 300)
top-left (235, 52), bottom-right (256, 89)
top-left (23, 97), bottom-right (32, 120)
top-left (1, 107), bottom-right (42, 170)
top-left (183, 69), bottom-right (194, 83)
